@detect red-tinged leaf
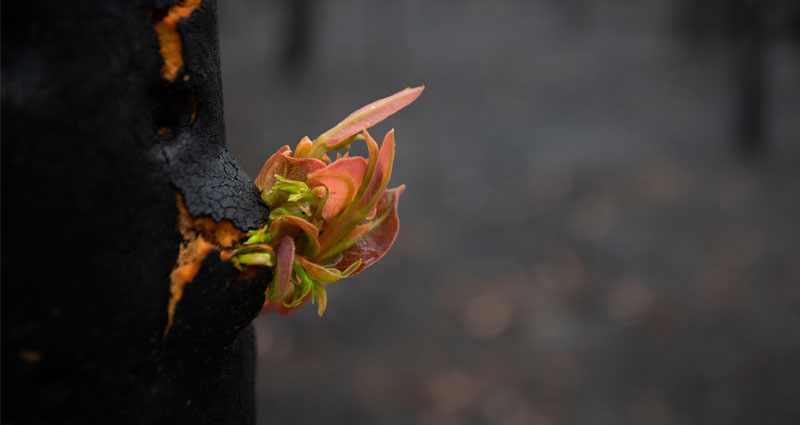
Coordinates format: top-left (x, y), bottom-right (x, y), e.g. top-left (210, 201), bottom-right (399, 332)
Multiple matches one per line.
top-left (323, 222), bottom-right (374, 260)
top-left (296, 256), bottom-right (343, 284)
top-left (278, 153), bottom-right (327, 181)
top-left (358, 129), bottom-right (395, 214)
top-left (333, 185), bottom-right (405, 276)
top-left (315, 283), bottom-right (328, 317)
top-left (254, 146), bottom-right (326, 205)
top-left (359, 128), bottom-right (382, 195)
top-left (274, 235), bottom-right (295, 299)
top-left (315, 129), bottom-right (393, 258)
top-left (269, 215), bottom-right (320, 257)
top-left (294, 136), bottom-right (313, 158)
top-left (307, 156), bottom-right (368, 221)
top-left (254, 145), bottom-right (290, 192)
top-left (309, 86), bottom-right (424, 157)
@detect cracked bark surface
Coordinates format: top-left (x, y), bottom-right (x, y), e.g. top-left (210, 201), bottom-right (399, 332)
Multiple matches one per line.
top-left (2, 1), bottom-right (268, 423)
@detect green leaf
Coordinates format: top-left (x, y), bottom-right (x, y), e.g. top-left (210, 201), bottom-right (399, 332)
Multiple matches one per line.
top-left (295, 256), bottom-right (360, 284)
top-left (282, 261), bottom-right (316, 308)
top-left (267, 278), bottom-right (279, 301)
top-left (244, 227), bottom-right (271, 245)
top-left (313, 281), bottom-right (328, 316)
top-left (269, 207), bottom-right (292, 218)
top-left (340, 259), bottom-right (362, 277)
top-left (294, 261), bottom-right (314, 300)
top-left (234, 252), bottom-right (273, 267)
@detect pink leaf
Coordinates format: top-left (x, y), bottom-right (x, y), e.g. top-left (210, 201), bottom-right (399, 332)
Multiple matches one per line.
top-left (315, 129), bottom-right (395, 259)
top-left (357, 129), bottom-right (395, 214)
top-left (307, 156), bottom-right (368, 221)
top-left (274, 235), bottom-right (295, 299)
top-left (269, 215), bottom-right (320, 257)
top-left (254, 145), bottom-right (326, 205)
top-left (333, 185), bottom-right (405, 276)
top-left (310, 86), bottom-right (424, 156)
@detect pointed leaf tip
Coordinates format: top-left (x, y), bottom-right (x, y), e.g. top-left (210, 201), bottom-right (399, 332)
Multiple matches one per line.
top-left (310, 86), bottom-right (424, 157)
top-left (274, 235), bottom-right (296, 300)
top-left (330, 185), bottom-right (405, 276)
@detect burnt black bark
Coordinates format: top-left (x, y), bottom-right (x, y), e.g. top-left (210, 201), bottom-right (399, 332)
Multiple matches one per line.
top-left (2, 1), bottom-right (269, 424)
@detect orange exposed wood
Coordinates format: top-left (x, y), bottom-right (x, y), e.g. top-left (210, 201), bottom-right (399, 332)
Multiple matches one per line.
top-left (153, 0), bottom-right (202, 82)
top-left (164, 192), bottom-right (244, 338)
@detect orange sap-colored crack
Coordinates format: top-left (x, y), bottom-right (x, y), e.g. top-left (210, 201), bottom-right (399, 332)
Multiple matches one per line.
top-left (153, 0), bottom-right (202, 82)
top-left (164, 192), bottom-right (244, 339)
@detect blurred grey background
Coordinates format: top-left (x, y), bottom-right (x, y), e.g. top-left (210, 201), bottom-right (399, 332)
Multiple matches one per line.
top-left (219, 1), bottom-right (800, 424)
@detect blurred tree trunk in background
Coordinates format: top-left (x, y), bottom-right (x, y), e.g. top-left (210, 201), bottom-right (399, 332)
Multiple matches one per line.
top-left (2, 1), bottom-right (269, 423)
top-left (678, 0), bottom-right (800, 156)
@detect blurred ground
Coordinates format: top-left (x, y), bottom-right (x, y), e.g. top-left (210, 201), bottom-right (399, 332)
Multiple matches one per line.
top-left (219, 1), bottom-right (800, 424)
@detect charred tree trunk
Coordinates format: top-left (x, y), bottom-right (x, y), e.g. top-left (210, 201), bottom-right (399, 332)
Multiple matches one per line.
top-left (2, 1), bottom-right (269, 423)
